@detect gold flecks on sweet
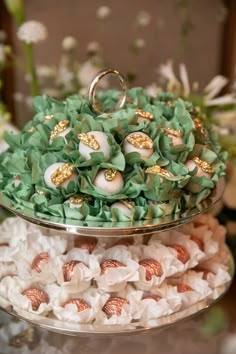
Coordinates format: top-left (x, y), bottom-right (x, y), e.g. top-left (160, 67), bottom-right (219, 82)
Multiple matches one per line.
top-left (50, 120), bottom-right (69, 141)
top-left (78, 133), bottom-right (100, 150)
top-left (36, 189), bottom-right (45, 195)
top-left (194, 118), bottom-right (206, 138)
top-left (193, 157), bottom-right (214, 174)
top-left (135, 109), bottom-right (154, 121)
top-left (145, 165), bottom-right (173, 178)
top-left (69, 194), bottom-right (91, 204)
top-left (27, 127), bottom-right (36, 133)
top-left (104, 168), bottom-right (117, 181)
top-left (121, 200), bottom-right (135, 209)
top-left (44, 114), bottom-right (54, 121)
top-left (127, 133), bottom-right (153, 149)
top-left (164, 127), bottom-right (183, 137)
top-left (51, 163), bottom-right (75, 186)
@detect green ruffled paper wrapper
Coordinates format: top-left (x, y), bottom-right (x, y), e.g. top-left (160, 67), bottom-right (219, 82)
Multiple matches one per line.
top-left (0, 89), bottom-right (227, 223)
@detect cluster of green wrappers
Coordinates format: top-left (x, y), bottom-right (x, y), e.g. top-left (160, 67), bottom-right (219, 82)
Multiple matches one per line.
top-left (0, 88), bottom-right (227, 223)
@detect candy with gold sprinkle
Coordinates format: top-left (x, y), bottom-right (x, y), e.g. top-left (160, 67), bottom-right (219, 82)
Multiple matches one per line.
top-left (74, 236), bottom-right (97, 253)
top-left (135, 109), bottom-right (154, 124)
top-left (68, 193), bottom-right (91, 208)
top-left (50, 120), bottom-right (70, 142)
top-left (44, 114), bottom-right (54, 121)
top-left (62, 260), bottom-right (83, 282)
top-left (78, 131), bottom-right (110, 160)
top-left (114, 237), bottom-right (134, 247)
top-left (185, 158), bottom-right (213, 178)
top-left (142, 294), bottom-right (161, 301)
top-left (123, 132), bottom-right (154, 159)
top-left (170, 244), bottom-right (190, 264)
top-left (44, 162), bottom-right (77, 190)
top-left (102, 297), bottom-right (128, 318)
top-left (111, 200), bottom-right (134, 216)
top-left (21, 288), bottom-right (49, 311)
top-left (145, 165), bottom-right (173, 178)
top-left (164, 127), bottom-right (183, 146)
top-left (190, 235), bottom-right (204, 251)
top-left (194, 118), bottom-right (206, 139)
top-left (63, 298), bottom-right (91, 312)
top-left (100, 259), bottom-right (125, 274)
top-left (139, 259), bottom-right (163, 281)
top-left (31, 252), bottom-right (49, 273)
top-left (94, 169), bottom-right (124, 195)
top-left (177, 284), bottom-right (193, 293)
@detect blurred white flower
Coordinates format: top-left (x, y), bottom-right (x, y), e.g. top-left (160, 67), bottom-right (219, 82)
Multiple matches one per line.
top-left (17, 20), bottom-right (47, 44)
top-left (0, 44), bottom-right (6, 63)
top-left (62, 36), bottom-right (77, 51)
top-left (96, 5), bottom-right (111, 20)
top-left (78, 60), bottom-right (107, 89)
top-left (13, 92), bottom-right (24, 102)
top-left (37, 65), bottom-right (57, 78)
top-left (87, 41), bottom-right (100, 54)
top-left (146, 83), bottom-right (160, 97)
top-left (136, 10), bottom-right (151, 26)
top-left (133, 38), bottom-right (146, 49)
top-left (158, 60), bottom-right (180, 87)
top-left (179, 63), bottom-right (190, 97)
top-left (204, 75), bottom-right (228, 100)
top-left (0, 30), bottom-right (6, 42)
top-left (221, 334), bottom-right (236, 354)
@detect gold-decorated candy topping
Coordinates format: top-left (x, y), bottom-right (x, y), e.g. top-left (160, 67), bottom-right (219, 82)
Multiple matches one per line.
top-left (193, 157), bottom-right (214, 174)
top-left (27, 127), bottom-right (36, 133)
top-left (139, 259), bottom-right (163, 281)
top-left (44, 114), bottom-right (54, 121)
top-left (21, 288), bottom-right (49, 311)
top-left (104, 168), bottom-right (117, 181)
top-left (100, 259), bottom-right (125, 274)
top-left (164, 127), bottom-right (183, 137)
top-left (50, 120), bottom-right (69, 141)
top-left (74, 236), bottom-right (97, 253)
top-left (102, 297), bottom-right (128, 318)
top-left (78, 132), bottom-right (100, 150)
top-left (135, 109), bottom-right (154, 121)
top-left (177, 284), bottom-right (193, 293)
top-left (170, 244), bottom-right (190, 264)
top-left (127, 133), bottom-right (153, 149)
top-left (145, 165), bottom-right (173, 178)
top-left (69, 194), bottom-right (91, 205)
top-left (62, 260), bottom-right (82, 282)
top-left (63, 298), bottom-right (91, 312)
top-left (194, 118), bottom-right (206, 138)
top-left (31, 252), bottom-right (49, 273)
top-left (51, 163), bottom-right (75, 186)
top-left (142, 294), bottom-right (161, 301)
top-left (120, 200), bottom-right (135, 209)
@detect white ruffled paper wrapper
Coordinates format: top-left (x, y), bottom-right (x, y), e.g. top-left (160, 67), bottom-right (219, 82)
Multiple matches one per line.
top-left (132, 243), bottom-right (183, 291)
top-left (4, 277), bottom-right (52, 318)
top-left (46, 284), bottom-right (109, 324)
top-left (55, 248), bottom-right (100, 293)
top-left (0, 217), bottom-right (29, 262)
top-left (95, 235), bottom-right (144, 253)
top-left (149, 229), bottom-right (205, 273)
top-left (95, 246), bottom-right (139, 292)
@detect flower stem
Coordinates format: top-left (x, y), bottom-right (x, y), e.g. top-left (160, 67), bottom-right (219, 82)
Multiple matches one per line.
top-left (24, 43), bottom-right (40, 96)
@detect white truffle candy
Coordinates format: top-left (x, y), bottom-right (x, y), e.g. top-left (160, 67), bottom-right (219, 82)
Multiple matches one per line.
top-left (78, 131), bottom-right (110, 160)
top-left (111, 201), bottom-right (133, 215)
top-left (185, 159), bottom-right (212, 178)
top-left (164, 128), bottom-right (183, 146)
top-left (123, 132), bottom-right (154, 159)
top-left (94, 169), bottom-right (124, 195)
top-left (44, 162), bottom-right (77, 190)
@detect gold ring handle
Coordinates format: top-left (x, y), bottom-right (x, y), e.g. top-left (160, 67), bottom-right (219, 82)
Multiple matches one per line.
top-left (88, 68), bottom-right (127, 114)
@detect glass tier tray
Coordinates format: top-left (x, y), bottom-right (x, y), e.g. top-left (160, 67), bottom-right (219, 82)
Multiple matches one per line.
top-left (0, 245), bottom-right (233, 337)
top-left (0, 179), bottom-right (225, 237)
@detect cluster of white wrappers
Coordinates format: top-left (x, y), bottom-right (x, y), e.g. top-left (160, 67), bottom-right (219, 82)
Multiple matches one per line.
top-left (0, 215), bottom-right (231, 326)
